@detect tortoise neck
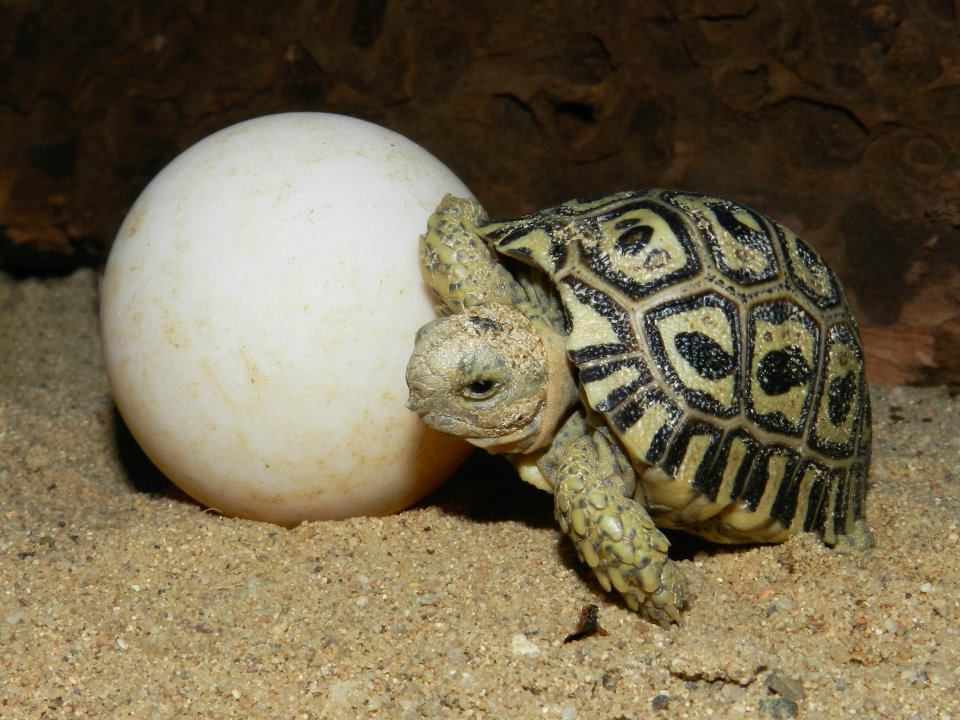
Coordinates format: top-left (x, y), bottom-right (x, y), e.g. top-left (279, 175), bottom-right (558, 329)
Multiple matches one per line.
top-left (522, 322), bottom-right (578, 453)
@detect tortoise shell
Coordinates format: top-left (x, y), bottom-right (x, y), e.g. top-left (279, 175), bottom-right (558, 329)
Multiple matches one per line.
top-left (477, 190), bottom-right (870, 546)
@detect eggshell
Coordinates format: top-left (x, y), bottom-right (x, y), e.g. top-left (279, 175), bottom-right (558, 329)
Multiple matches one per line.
top-left (100, 112), bottom-right (471, 524)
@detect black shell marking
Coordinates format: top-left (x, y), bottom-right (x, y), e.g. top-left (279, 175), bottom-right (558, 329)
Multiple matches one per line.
top-left (712, 428), bottom-right (762, 502)
top-left (580, 199), bottom-right (702, 300)
top-left (580, 357), bottom-right (649, 384)
top-left (808, 322), bottom-right (865, 459)
top-left (776, 224), bottom-right (842, 309)
top-left (662, 421), bottom-right (724, 500)
top-left (645, 291), bottom-right (742, 418)
top-left (757, 346), bottom-right (812, 395)
top-left (746, 300), bottom-right (820, 437)
top-left (673, 332), bottom-right (738, 381)
top-left (662, 191), bottom-right (780, 285)
top-left (741, 445), bottom-right (801, 512)
top-left (610, 386), bottom-right (683, 464)
top-left (561, 276), bottom-right (638, 348)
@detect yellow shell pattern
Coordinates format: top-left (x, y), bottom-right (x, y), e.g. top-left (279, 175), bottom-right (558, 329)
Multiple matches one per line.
top-left (479, 190), bottom-right (870, 546)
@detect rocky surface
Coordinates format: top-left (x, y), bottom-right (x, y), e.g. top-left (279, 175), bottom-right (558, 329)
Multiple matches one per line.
top-left (1, 2), bottom-right (958, 383)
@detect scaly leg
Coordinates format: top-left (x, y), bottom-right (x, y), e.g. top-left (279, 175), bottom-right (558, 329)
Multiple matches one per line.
top-left (833, 519), bottom-right (876, 553)
top-left (418, 195), bottom-right (528, 314)
top-left (553, 429), bottom-right (688, 626)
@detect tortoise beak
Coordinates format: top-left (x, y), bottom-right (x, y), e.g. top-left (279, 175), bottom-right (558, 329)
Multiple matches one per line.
top-left (406, 390), bottom-right (424, 413)
top-left (406, 380), bottom-right (433, 415)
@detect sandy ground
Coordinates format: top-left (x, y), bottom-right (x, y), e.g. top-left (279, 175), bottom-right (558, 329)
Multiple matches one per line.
top-left (1, 269), bottom-right (958, 720)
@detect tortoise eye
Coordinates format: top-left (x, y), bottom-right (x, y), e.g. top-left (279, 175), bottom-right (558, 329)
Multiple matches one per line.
top-left (462, 379), bottom-right (498, 400)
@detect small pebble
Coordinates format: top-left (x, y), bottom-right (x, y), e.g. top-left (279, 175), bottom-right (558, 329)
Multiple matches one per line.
top-left (720, 683), bottom-right (746, 701)
top-left (651, 694), bottom-right (671, 711)
top-left (759, 697), bottom-right (799, 719)
top-left (328, 680), bottom-right (359, 703)
top-left (765, 670), bottom-right (806, 701)
top-left (769, 595), bottom-right (796, 614)
top-left (367, 692), bottom-right (390, 711)
top-left (511, 633), bottom-right (540, 656)
top-left (561, 705), bottom-right (577, 720)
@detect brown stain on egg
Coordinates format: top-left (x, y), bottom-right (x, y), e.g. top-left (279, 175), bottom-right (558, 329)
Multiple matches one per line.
top-left (162, 322), bottom-right (190, 349)
top-left (239, 347), bottom-right (266, 386)
top-left (122, 203), bottom-right (147, 241)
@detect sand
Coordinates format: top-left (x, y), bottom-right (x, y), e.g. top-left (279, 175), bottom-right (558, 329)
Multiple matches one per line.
top-left (1, 269), bottom-right (958, 719)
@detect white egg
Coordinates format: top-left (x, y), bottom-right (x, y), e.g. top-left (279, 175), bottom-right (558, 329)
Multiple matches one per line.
top-left (100, 112), bottom-right (471, 524)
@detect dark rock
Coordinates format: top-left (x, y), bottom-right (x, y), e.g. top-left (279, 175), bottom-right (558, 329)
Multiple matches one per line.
top-left (759, 697), bottom-right (800, 719)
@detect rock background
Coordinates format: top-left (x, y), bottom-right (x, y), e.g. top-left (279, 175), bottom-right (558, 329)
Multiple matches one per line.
top-left (1, 0), bottom-right (958, 386)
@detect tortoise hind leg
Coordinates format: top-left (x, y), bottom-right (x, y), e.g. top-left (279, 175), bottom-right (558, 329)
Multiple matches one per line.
top-left (832, 519), bottom-right (875, 553)
top-left (834, 390), bottom-right (875, 553)
top-left (822, 461), bottom-right (875, 553)
top-left (553, 428), bottom-right (689, 626)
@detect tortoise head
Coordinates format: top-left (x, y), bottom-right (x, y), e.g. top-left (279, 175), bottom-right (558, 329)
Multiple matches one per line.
top-left (406, 304), bottom-right (577, 454)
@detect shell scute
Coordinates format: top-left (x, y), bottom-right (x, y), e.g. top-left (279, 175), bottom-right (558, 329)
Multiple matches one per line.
top-left (578, 197), bottom-right (702, 300)
top-left (661, 190), bottom-right (781, 285)
top-left (645, 291), bottom-right (743, 419)
top-left (746, 299), bottom-right (821, 437)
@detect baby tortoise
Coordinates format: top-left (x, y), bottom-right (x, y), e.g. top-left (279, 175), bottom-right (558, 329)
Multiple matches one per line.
top-left (406, 191), bottom-right (874, 625)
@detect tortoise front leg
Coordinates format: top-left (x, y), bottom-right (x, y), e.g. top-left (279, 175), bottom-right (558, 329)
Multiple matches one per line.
top-left (418, 195), bottom-right (529, 314)
top-left (553, 430), bottom-right (689, 626)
